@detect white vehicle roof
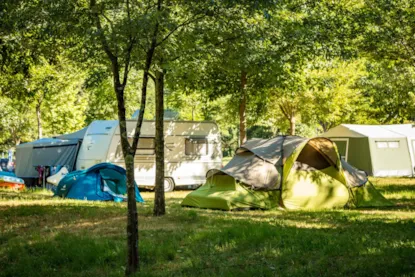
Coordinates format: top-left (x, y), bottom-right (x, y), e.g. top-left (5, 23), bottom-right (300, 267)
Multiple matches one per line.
top-left (323, 124), bottom-right (415, 138)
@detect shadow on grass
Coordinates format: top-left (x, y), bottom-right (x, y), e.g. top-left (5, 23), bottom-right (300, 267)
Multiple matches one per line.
top-left (1, 208), bottom-right (414, 277)
top-left (0, 179), bottom-right (414, 277)
top-left (0, 189), bottom-right (53, 201)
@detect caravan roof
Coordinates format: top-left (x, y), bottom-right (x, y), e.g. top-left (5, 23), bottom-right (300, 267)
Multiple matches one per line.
top-left (383, 124), bottom-right (415, 137)
top-left (55, 127), bottom-right (88, 140)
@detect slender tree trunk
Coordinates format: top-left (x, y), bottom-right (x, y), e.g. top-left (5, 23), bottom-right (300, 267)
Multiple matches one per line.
top-left (239, 71), bottom-right (247, 145)
top-left (124, 1), bottom-right (160, 271)
top-left (90, 0), bottom-right (162, 274)
top-left (289, 116), bottom-right (296, 136)
top-left (125, 153), bottom-right (139, 275)
top-left (116, 84), bottom-right (140, 276)
top-left (36, 104), bottom-right (42, 139)
top-left (279, 102), bottom-right (296, 136)
top-left (154, 69), bottom-right (165, 216)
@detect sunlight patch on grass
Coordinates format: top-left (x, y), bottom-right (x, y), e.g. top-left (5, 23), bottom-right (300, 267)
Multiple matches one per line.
top-left (0, 177), bottom-right (414, 277)
top-left (370, 177), bottom-right (415, 185)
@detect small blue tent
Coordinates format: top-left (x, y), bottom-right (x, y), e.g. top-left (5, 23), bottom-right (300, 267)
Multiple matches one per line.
top-left (54, 163), bottom-right (143, 202)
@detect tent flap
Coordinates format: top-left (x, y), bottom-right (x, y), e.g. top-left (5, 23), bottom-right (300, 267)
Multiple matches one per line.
top-left (341, 160), bottom-right (368, 187)
top-left (208, 151), bottom-right (281, 190)
top-left (208, 136), bottom-right (307, 190)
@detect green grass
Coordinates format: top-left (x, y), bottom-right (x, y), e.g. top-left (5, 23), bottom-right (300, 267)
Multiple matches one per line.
top-left (0, 179), bottom-right (414, 277)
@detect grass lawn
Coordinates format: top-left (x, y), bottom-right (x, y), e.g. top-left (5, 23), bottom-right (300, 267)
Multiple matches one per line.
top-left (0, 178), bottom-right (414, 277)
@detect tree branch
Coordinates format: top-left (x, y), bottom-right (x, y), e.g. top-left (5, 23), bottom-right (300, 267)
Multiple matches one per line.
top-left (101, 12), bottom-right (115, 33)
top-left (155, 13), bottom-right (207, 48)
top-left (131, 0), bottom-right (162, 153)
top-left (279, 103), bottom-right (290, 120)
top-left (122, 0), bottom-right (135, 87)
top-left (89, 0), bottom-right (120, 84)
top-left (148, 71), bottom-right (156, 82)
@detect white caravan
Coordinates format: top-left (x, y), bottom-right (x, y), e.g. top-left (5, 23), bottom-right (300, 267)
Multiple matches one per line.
top-left (76, 120), bottom-right (222, 191)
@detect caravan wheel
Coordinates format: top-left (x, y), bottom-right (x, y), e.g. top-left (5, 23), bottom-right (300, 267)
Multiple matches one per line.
top-left (164, 178), bottom-right (175, 192)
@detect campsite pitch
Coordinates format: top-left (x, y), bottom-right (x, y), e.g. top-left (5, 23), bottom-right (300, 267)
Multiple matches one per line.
top-left (0, 178), bottom-right (414, 277)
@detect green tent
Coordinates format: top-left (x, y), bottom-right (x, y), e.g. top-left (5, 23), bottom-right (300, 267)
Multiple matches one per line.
top-left (323, 124), bottom-right (415, 177)
top-left (182, 136), bottom-right (392, 210)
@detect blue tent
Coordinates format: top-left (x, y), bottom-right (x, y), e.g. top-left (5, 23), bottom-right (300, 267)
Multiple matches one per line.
top-left (54, 163), bottom-right (143, 202)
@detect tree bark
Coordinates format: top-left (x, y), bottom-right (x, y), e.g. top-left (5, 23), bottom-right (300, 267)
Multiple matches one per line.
top-left (154, 68), bottom-right (165, 216)
top-left (289, 116), bottom-right (296, 136)
top-left (239, 71), bottom-right (247, 146)
top-left (124, 153), bottom-right (139, 275)
top-left (36, 104), bottom-right (42, 139)
top-left (15, 138), bottom-right (21, 145)
top-left (279, 102), bottom-right (296, 136)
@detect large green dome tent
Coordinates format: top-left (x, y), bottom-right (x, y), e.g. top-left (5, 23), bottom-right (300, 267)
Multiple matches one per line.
top-left (181, 136), bottom-right (392, 210)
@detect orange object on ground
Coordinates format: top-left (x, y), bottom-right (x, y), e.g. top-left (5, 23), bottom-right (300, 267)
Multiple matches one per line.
top-left (0, 182), bottom-right (25, 190)
top-left (0, 175), bottom-right (25, 190)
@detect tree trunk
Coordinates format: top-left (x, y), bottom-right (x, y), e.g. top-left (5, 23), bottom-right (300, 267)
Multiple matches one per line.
top-left (36, 105), bottom-right (42, 139)
top-left (114, 84), bottom-right (140, 276)
top-left (289, 116), bottom-right (296, 136)
top-left (125, 153), bottom-right (139, 275)
top-left (124, 2), bottom-right (160, 271)
top-left (90, 0), bottom-right (162, 273)
top-left (239, 71), bottom-right (247, 146)
top-left (154, 69), bottom-right (165, 216)
top-left (279, 102), bottom-right (296, 136)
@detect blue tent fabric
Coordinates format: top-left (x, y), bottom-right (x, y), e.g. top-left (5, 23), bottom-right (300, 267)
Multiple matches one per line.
top-left (0, 171), bottom-right (17, 177)
top-left (54, 163), bottom-right (143, 202)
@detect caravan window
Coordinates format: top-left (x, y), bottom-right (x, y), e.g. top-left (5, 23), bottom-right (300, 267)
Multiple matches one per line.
top-left (375, 141), bottom-right (400, 149)
top-left (388, 141), bottom-right (400, 148)
top-left (376, 142), bottom-right (388, 149)
top-left (185, 138), bottom-right (208, 156)
top-left (115, 137), bottom-right (155, 158)
top-left (136, 138), bottom-right (155, 155)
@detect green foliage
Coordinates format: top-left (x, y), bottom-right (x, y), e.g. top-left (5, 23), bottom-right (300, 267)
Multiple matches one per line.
top-left (0, 97), bottom-right (36, 148)
top-left (0, 56), bottom-right (90, 144)
top-left (84, 67), bottom-right (156, 124)
top-left (359, 0), bottom-right (415, 67)
top-left (29, 57), bottom-right (88, 136)
top-left (303, 59), bottom-right (375, 130)
top-left (358, 61), bottom-right (415, 123)
top-left (266, 58), bottom-right (391, 134)
top-left (1, 0), bottom-right (415, 150)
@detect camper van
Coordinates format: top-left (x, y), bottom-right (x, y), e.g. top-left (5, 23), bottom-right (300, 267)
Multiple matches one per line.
top-left (16, 120), bottom-right (222, 191)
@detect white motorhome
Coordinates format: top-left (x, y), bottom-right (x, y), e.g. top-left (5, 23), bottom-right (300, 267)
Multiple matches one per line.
top-left (16, 120), bottom-right (222, 191)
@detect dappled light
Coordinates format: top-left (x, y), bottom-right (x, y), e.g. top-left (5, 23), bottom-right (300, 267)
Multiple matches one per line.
top-left (1, 177), bottom-right (414, 276)
top-left (104, 120), bottom-right (222, 189)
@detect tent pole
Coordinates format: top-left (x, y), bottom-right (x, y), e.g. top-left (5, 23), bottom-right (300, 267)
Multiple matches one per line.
top-left (43, 167), bottom-right (46, 189)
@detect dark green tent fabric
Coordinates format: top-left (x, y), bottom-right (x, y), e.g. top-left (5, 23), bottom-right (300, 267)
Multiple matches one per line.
top-left (182, 136), bottom-right (392, 211)
top-left (352, 182), bottom-right (393, 207)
